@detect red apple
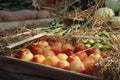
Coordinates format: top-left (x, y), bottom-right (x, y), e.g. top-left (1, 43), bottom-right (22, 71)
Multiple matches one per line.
top-left (31, 55), bottom-right (45, 64)
top-left (44, 55), bottom-right (60, 66)
top-left (27, 44), bottom-right (44, 55)
top-left (66, 56), bottom-right (74, 63)
top-left (69, 60), bottom-right (86, 73)
top-left (85, 49), bottom-right (95, 56)
top-left (17, 48), bottom-right (33, 61)
top-left (85, 48), bottom-right (101, 56)
top-left (57, 53), bottom-right (68, 61)
top-left (67, 54), bottom-right (80, 63)
top-left (74, 45), bottom-right (87, 53)
top-left (63, 49), bottom-right (74, 56)
top-left (55, 61), bottom-right (70, 69)
top-left (51, 48), bottom-right (63, 55)
top-left (83, 66), bottom-right (94, 75)
top-left (76, 51), bottom-right (88, 61)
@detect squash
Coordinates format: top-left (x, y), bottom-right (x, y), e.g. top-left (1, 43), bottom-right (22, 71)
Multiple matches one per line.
top-left (94, 7), bottom-right (115, 18)
top-left (105, 0), bottom-right (120, 13)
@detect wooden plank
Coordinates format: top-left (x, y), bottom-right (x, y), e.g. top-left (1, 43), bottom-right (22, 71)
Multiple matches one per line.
top-left (0, 56), bottom-right (102, 80)
top-left (6, 33), bottom-right (46, 49)
top-left (0, 18), bottom-right (55, 31)
top-left (5, 33), bottom-right (47, 56)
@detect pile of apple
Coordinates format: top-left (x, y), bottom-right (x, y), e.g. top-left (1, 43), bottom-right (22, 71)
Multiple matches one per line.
top-left (16, 41), bottom-right (108, 75)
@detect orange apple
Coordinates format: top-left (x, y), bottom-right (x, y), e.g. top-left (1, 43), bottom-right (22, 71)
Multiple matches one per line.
top-left (55, 61), bottom-right (70, 69)
top-left (82, 57), bottom-right (95, 69)
top-left (17, 48), bottom-right (33, 61)
top-left (31, 55), bottom-right (46, 64)
top-left (57, 53), bottom-right (68, 61)
top-left (89, 54), bottom-right (102, 63)
top-left (43, 50), bottom-right (55, 58)
top-left (101, 52), bottom-right (108, 58)
top-left (44, 55), bottom-right (60, 66)
top-left (69, 60), bottom-right (85, 73)
top-left (76, 51), bottom-right (88, 61)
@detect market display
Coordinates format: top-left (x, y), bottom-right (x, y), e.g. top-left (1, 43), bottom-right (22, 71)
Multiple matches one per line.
top-left (16, 40), bottom-right (108, 75)
top-left (0, 0), bottom-right (120, 80)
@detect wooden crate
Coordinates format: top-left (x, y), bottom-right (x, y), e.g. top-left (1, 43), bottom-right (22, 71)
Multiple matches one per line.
top-left (0, 33), bottom-right (102, 80)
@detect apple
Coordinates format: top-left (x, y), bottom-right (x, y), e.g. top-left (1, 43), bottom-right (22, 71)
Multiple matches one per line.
top-left (17, 48), bottom-right (33, 61)
top-left (82, 57), bottom-right (95, 69)
top-left (38, 41), bottom-right (51, 51)
top-left (66, 56), bottom-right (74, 63)
top-left (83, 66), bottom-right (94, 75)
top-left (27, 44), bottom-right (44, 55)
top-left (89, 54), bottom-right (102, 63)
top-left (85, 48), bottom-right (101, 56)
top-left (57, 53), bottom-right (68, 61)
top-left (101, 52), bottom-right (108, 58)
top-left (63, 49), bottom-right (74, 56)
top-left (74, 45), bottom-right (87, 53)
top-left (51, 48), bottom-right (63, 55)
top-left (50, 41), bottom-right (62, 48)
top-left (85, 48), bottom-right (95, 56)
top-left (67, 54), bottom-right (81, 63)
top-left (69, 60), bottom-right (85, 73)
top-left (31, 54), bottom-right (46, 64)
top-left (51, 41), bottom-right (63, 55)
top-left (92, 48), bottom-right (101, 54)
top-left (44, 55), bottom-right (60, 66)
top-left (43, 50), bottom-right (55, 58)
top-left (38, 41), bottom-right (50, 47)
top-left (55, 61), bottom-right (70, 69)
top-left (62, 43), bottom-right (74, 50)
top-left (76, 51), bottom-right (88, 61)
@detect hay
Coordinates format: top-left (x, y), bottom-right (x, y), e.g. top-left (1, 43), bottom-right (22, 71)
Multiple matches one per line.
top-left (94, 53), bottom-right (120, 80)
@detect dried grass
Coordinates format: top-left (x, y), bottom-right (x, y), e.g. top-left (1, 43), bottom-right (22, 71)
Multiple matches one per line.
top-left (94, 53), bottom-right (120, 80)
